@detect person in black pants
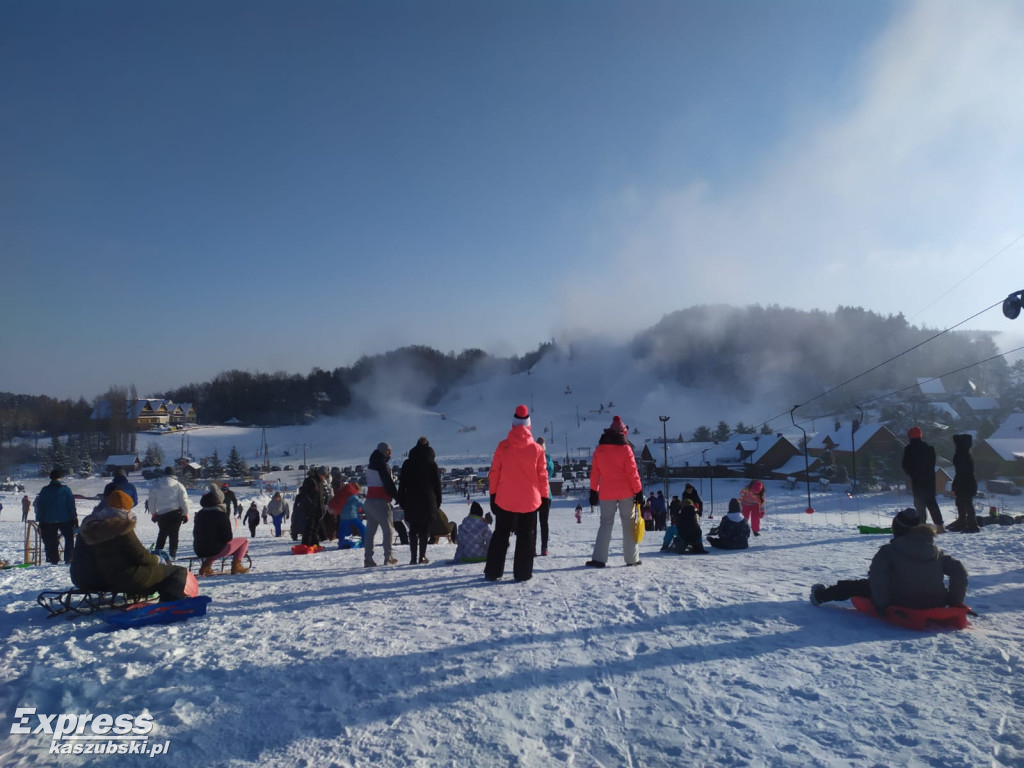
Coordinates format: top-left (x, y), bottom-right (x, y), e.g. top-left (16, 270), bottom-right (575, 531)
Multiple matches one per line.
top-left (902, 426), bottom-right (945, 531)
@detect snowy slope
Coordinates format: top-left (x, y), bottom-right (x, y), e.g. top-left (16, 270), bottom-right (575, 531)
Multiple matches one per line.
top-left (2, 470), bottom-right (1023, 767)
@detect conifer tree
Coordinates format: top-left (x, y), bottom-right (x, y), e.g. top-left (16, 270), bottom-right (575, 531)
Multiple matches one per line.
top-left (227, 445), bottom-right (248, 478)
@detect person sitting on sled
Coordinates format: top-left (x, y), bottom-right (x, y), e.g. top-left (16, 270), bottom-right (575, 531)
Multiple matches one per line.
top-left (78, 489), bottom-right (190, 602)
top-left (810, 507), bottom-right (968, 611)
top-left (707, 498), bottom-right (750, 550)
top-left (661, 497), bottom-right (707, 554)
top-left (193, 484), bottom-right (250, 576)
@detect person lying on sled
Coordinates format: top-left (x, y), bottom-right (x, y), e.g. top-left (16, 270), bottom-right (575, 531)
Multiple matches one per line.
top-left (810, 507), bottom-right (967, 611)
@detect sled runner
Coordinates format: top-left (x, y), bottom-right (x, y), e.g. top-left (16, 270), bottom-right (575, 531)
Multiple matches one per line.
top-left (37, 589), bottom-right (158, 619)
top-left (101, 596), bottom-right (212, 629)
top-left (850, 596), bottom-right (972, 631)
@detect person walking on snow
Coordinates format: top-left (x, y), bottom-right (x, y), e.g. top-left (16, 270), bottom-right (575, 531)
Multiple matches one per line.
top-left (244, 501), bottom-right (261, 537)
top-left (148, 466), bottom-right (190, 559)
top-left (536, 436), bottom-right (554, 555)
top-left (484, 405), bottom-right (550, 582)
top-left (264, 491), bottom-right (289, 537)
top-left (739, 480), bottom-right (766, 537)
top-left (398, 436), bottom-right (444, 565)
top-left (902, 426), bottom-right (945, 532)
top-left (586, 415), bottom-right (644, 568)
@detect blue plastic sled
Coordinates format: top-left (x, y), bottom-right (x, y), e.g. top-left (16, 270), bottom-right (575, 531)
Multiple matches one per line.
top-left (101, 596), bottom-right (212, 629)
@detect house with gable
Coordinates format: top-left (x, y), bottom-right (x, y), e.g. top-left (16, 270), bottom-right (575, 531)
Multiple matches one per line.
top-left (975, 413), bottom-right (1024, 480)
top-left (806, 421), bottom-right (905, 489)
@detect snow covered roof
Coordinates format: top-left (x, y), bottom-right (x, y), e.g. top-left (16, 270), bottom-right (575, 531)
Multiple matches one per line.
top-left (980, 438), bottom-right (1024, 462)
top-left (105, 454), bottom-right (139, 466)
top-left (961, 396), bottom-right (999, 412)
top-left (805, 422), bottom-right (892, 452)
top-left (989, 413), bottom-right (1024, 439)
top-left (931, 402), bottom-right (960, 420)
top-left (917, 377), bottom-right (946, 396)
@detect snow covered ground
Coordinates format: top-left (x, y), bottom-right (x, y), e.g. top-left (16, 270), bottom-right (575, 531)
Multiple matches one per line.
top-left (2, 465), bottom-right (1023, 767)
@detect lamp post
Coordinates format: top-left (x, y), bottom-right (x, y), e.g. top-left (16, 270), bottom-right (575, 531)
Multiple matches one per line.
top-left (850, 405), bottom-right (863, 494)
top-left (659, 416), bottom-right (670, 501)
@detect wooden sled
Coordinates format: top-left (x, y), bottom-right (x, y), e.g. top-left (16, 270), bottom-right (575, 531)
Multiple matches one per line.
top-left (37, 589), bottom-right (157, 619)
top-left (850, 596), bottom-right (971, 630)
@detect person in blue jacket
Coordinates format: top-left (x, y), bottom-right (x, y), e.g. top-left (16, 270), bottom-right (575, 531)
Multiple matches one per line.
top-left (706, 498), bottom-right (750, 550)
top-left (103, 467), bottom-right (139, 507)
top-left (34, 467), bottom-right (78, 564)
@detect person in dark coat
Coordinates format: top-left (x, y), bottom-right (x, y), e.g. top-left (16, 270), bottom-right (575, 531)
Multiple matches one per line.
top-left (672, 498), bottom-right (707, 554)
top-left (193, 484), bottom-right (250, 576)
top-left (682, 483), bottom-right (704, 517)
top-left (70, 501), bottom-right (111, 592)
top-left (79, 490), bottom-right (188, 601)
top-left (811, 508), bottom-right (968, 611)
top-left (949, 433), bottom-right (979, 533)
top-left (221, 483), bottom-right (240, 518)
top-left (34, 468), bottom-right (78, 564)
top-left (399, 437), bottom-right (443, 565)
top-left (706, 498), bottom-right (750, 550)
top-left (243, 501), bottom-right (260, 537)
top-left (103, 467), bottom-right (139, 507)
top-left (296, 467), bottom-right (329, 548)
top-left (902, 426), bottom-right (945, 531)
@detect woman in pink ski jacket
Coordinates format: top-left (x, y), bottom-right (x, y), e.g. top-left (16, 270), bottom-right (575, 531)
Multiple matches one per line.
top-left (739, 480), bottom-right (766, 537)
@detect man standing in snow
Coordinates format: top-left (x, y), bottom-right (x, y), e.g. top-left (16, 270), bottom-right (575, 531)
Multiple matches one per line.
top-left (22, 493), bottom-right (31, 522)
top-left (34, 467), bottom-right (77, 564)
top-left (363, 443), bottom-right (399, 567)
top-left (902, 426), bottom-right (945, 532)
top-left (484, 405), bottom-right (550, 582)
top-left (148, 466), bottom-right (191, 560)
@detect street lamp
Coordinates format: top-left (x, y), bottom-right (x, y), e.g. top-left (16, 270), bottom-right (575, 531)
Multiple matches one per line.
top-left (659, 416), bottom-right (670, 501)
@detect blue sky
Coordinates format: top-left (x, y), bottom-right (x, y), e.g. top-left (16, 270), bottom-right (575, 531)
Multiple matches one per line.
top-left (3, 0), bottom-right (1023, 400)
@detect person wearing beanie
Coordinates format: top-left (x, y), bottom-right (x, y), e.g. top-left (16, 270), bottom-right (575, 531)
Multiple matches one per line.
top-left (902, 426), bottom-right (945, 532)
top-left (265, 491), bottom-right (290, 538)
top-left (484, 405), bottom-right (550, 581)
top-left (398, 436), bottom-right (443, 565)
top-left (363, 443), bottom-right (400, 567)
top-left (147, 466), bottom-right (191, 559)
top-left (586, 415), bottom-right (644, 567)
top-left (810, 515), bottom-right (968, 610)
top-left (78, 488), bottom-right (190, 601)
top-left (193, 483), bottom-right (250, 576)
top-left (949, 434), bottom-right (980, 533)
top-left (707, 498), bottom-right (751, 550)
top-left (33, 467), bottom-right (78, 564)
top-left (221, 482), bottom-right (240, 519)
top-left (295, 467), bottom-right (329, 550)
top-left (739, 479), bottom-right (767, 537)
top-left (453, 501), bottom-right (492, 563)
top-left (103, 467), bottom-right (139, 508)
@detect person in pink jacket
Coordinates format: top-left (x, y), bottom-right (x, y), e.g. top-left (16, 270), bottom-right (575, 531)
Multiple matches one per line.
top-left (484, 405), bottom-right (550, 582)
top-left (739, 480), bottom-right (766, 537)
top-left (586, 415), bottom-right (644, 567)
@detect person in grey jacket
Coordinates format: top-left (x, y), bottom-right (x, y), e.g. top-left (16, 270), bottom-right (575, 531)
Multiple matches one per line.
top-left (811, 508), bottom-right (968, 611)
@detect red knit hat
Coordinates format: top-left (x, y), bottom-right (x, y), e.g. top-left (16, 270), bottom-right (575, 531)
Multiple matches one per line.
top-left (610, 415), bottom-right (627, 435)
top-left (513, 404), bottom-right (531, 428)
top-left (908, 426), bottom-right (923, 439)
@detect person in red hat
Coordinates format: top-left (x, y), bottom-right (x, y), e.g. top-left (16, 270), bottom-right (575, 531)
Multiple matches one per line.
top-left (484, 405), bottom-right (550, 582)
top-left (586, 415), bottom-right (644, 567)
top-left (902, 426), bottom-right (945, 532)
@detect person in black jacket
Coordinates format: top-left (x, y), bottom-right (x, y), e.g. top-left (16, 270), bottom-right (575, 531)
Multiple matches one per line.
top-left (672, 498), bottom-right (707, 554)
top-left (902, 426), bottom-right (945, 531)
top-left (949, 433), bottom-right (979, 533)
top-left (682, 483), bottom-right (703, 517)
top-left (193, 484), bottom-right (250, 576)
top-left (399, 437), bottom-right (443, 565)
top-left (296, 466), bottom-right (329, 548)
top-left (706, 498), bottom-right (750, 550)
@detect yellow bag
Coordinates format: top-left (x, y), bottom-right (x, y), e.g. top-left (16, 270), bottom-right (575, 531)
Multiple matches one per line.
top-left (633, 502), bottom-right (645, 544)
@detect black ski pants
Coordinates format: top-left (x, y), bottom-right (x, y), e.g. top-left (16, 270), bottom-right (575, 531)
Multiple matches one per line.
top-left (155, 510), bottom-right (184, 559)
top-left (485, 507), bottom-right (538, 582)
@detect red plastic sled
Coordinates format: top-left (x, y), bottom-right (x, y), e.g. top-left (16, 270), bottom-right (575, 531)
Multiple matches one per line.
top-left (291, 544), bottom-right (324, 555)
top-left (850, 596), bottom-right (971, 631)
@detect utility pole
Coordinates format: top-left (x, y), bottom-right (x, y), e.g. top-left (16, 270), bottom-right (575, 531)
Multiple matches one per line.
top-left (659, 416), bottom-right (670, 501)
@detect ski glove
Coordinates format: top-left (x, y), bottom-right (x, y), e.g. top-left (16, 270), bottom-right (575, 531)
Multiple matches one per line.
top-left (589, 489), bottom-right (599, 507)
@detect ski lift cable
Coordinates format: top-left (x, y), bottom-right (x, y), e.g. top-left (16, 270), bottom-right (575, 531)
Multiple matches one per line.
top-left (906, 230), bottom-right (1024, 323)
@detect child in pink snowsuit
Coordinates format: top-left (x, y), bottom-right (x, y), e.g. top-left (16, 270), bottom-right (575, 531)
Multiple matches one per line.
top-left (739, 480), bottom-right (766, 536)
top-left (574, 505), bottom-right (582, 524)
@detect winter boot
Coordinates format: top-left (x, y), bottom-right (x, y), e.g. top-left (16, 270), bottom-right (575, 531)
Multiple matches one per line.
top-left (946, 516), bottom-right (964, 532)
top-left (198, 561), bottom-right (215, 577)
top-left (809, 583), bottom-right (826, 606)
top-left (963, 506), bottom-right (980, 533)
top-left (231, 559), bottom-right (250, 575)
top-left (934, 524), bottom-right (946, 534)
